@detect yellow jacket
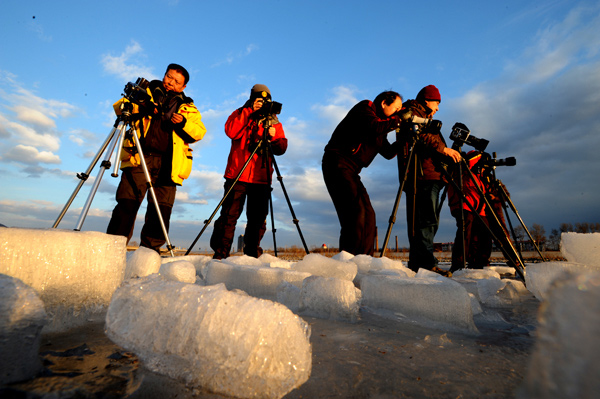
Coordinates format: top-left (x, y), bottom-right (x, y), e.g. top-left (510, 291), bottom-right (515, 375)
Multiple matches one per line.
top-left (113, 87), bottom-right (206, 185)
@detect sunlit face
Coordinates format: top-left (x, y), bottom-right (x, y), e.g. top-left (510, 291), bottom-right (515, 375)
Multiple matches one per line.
top-left (163, 70), bottom-right (187, 93)
top-left (382, 96), bottom-right (403, 117)
top-left (425, 100), bottom-right (440, 117)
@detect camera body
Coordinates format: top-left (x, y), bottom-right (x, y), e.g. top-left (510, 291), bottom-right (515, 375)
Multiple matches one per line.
top-left (256, 100), bottom-right (282, 117)
top-left (450, 123), bottom-right (489, 151)
top-left (123, 77), bottom-right (151, 106)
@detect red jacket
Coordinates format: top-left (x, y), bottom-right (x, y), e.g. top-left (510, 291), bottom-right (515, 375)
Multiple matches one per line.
top-left (448, 152), bottom-right (486, 216)
top-left (223, 107), bottom-right (287, 184)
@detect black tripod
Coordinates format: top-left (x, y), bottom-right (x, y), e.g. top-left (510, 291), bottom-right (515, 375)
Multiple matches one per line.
top-left (485, 161), bottom-right (546, 262)
top-left (185, 116), bottom-right (309, 256)
top-left (442, 157), bottom-right (527, 280)
top-left (380, 124), bottom-right (420, 256)
top-left (52, 101), bottom-right (176, 257)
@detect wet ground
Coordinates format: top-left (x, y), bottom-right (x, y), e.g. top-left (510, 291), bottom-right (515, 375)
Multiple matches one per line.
top-left (2, 290), bottom-right (540, 399)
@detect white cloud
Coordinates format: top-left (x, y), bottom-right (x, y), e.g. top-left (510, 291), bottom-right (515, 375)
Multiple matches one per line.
top-left (3, 144), bottom-right (61, 164)
top-left (4, 121), bottom-right (61, 152)
top-left (100, 40), bottom-right (157, 82)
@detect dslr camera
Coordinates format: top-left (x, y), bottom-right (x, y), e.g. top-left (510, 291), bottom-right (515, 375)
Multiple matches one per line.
top-left (256, 99), bottom-right (283, 118)
top-left (450, 123), bottom-right (489, 151)
top-left (397, 109), bottom-right (442, 131)
top-left (480, 152), bottom-right (516, 168)
top-left (123, 77), bottom-right (151, 107)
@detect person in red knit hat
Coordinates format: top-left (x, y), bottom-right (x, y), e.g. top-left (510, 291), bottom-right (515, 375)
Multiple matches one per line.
top-left (397, 85), bottom-right (462, 276)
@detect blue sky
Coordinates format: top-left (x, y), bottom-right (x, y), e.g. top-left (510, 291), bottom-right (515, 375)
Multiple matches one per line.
top-left (1, 0), bottom-right (599, 252)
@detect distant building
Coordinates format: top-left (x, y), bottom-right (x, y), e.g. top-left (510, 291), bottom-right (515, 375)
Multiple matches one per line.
top-left (237, 234), bottom-right (244, 253)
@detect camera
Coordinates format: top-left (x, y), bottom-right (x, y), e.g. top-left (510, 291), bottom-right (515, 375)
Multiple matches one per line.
top-left (256, 99), bottom-right (282, 117)
top-left (481, 152), bottom-right (516, 168)
top-left (123, 77), bottom-right (151, 106)
top-left (397, 109), bottom-right (442, 131)
top-left (450, 122), bottom-right (489, 151)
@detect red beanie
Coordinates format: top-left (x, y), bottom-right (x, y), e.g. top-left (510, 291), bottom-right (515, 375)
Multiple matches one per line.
top-left (416, 85), bottom-right (441, 103)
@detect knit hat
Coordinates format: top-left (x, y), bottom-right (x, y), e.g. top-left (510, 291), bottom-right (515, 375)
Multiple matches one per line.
top-left (250, 84), bottom-right (271, 100)
top-left (416, 85), bottom-right (441, 103)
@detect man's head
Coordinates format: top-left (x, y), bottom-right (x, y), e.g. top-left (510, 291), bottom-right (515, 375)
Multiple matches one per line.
top-left (163, 63), bottom-right (189, 93)
top-left (416, 85), bottom-right (441, 117)
top-left (249, 84), bottom-right (272, 109)
top-left (374, 90), bottom-right (403, 118)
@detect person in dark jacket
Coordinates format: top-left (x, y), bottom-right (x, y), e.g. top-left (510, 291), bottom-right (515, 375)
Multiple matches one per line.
top-left (322, 91), bottom-right (403, 256)
top-left (398, 85), bottom-right (461, 275)
top-left (210, 84), bottom-right (287, 259)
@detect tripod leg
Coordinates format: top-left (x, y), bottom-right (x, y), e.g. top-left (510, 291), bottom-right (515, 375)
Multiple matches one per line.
top-left (268, 188), bottom-right (278, 257)
top-left (74, 121), bottom-right (127, 230)
top-left (381, 138), bottom-right (417, 257)
top-left (185, 140), bottom-right (265, 255)
top-left (53, 120), bottom-right (123, 228)
top-left (129, 132), bottom-right (175, 257)
top-left (380, 187), bottom-right (402, 257)
top-left (269, 152), bottom-right (310, 255)
top-left (499, 183), bottom-right (546, 261)
top-left (460, 162), bottom-right (526, 280)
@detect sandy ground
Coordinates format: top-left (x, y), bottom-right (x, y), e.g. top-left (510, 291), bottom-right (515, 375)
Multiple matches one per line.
top-left (1, 285), bottom-right (540, 399)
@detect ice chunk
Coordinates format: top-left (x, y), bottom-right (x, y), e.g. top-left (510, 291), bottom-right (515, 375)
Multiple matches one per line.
top-left (486, 265), bottom-right (516, 277)
top-left (292, 253), bottom-right (357, 281)
top-left (276, 281), bottom-right (302, 312)
top-left (486, 279), bottom-right (531, 307)
top-left (162, 254), bottom-right (211, 278)
top-left (259, 253), bottom-right (293, 269)
top-left (452, 269), bottom-right (506, 304)
top-left (0, 227), bottom-right (126, 333)
top-left (0, 274), bottom-right (48, 384)
top-left (222, 254), bottom-right (263, 267)
top-left (519, 273), bottom-right (600, 398)
top-left (105, 276), bottom-right (312, 399)
top-left (331, 250), bottom-right (355, 262)
top-left (158, 260), bottom-right (196, 283)
top-left (350, 255), bottom-right (414, 277)
top-left (561, 232), bottom-right (600, 267)
top-left (525, 262), bottom-right (600, 301)
top-left (205, 261), bottom-right (311, 299)
top-left (361, 275), bottom-right (478, 333)
top-left (298, 276), bottom-right (361, 322)
top-left (125, 246), bottom-right (161, 279)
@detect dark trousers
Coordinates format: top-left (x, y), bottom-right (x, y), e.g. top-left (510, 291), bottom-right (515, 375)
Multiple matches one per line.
top-left (106, 155), bottom-right (176, 252)
top-left (406, 180), bottom-right (444, 271)
top-left (451, 210), bottom-right (491, 271)
top-left (210, 179), bottom-right (270, 259)
top-left (322, 152), bottom-right (376, 256)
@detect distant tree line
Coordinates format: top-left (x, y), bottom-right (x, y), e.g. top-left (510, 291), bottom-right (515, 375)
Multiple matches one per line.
top-left (510, 222), bottom-right (600, 251)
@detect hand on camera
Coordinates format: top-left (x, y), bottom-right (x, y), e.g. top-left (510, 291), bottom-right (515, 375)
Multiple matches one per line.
top-left (443, 147), bottom-right (462, 163)
top-left (252, 98), bottom-right (265, 112)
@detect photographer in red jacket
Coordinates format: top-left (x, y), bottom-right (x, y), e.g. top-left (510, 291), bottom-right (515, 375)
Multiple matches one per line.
top-left (448, 151), bottom-right (491, 271)
top-left (210, 84), bottom-right (287, 259)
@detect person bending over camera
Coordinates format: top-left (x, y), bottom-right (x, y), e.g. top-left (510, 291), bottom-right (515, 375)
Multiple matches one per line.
top-left (322, 91), bottom-right (404, 256)
top-left (106, 64), bottom-right (206, 252)
top-left (397, 85), bottom-right (461, 275)
top-left (210, 84), bottom-right (287, 259)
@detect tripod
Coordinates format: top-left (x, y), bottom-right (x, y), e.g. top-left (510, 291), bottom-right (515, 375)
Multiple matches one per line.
top-left (442, 157), bottom-right (527, 280)
top-left (185, 116), bottom-right (309, 256)
top-left (486, 165), bottom-right (546, 261)
top-left (380, 124), bottom-right (420, 257)
top-left (52, 101), bottom-right (176, 257)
